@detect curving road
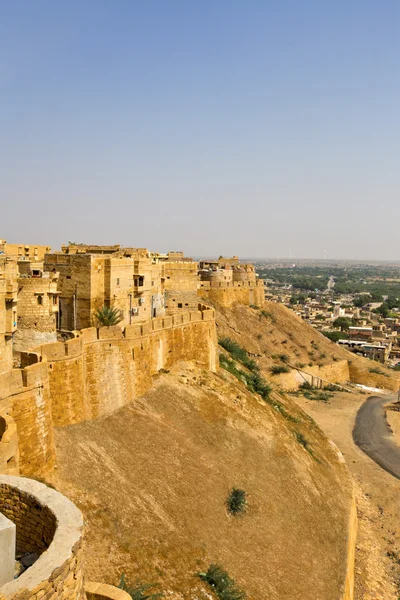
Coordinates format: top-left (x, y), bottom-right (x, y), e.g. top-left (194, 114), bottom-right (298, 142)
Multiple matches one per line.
top-left (353, 394), bottom-right (400, 480)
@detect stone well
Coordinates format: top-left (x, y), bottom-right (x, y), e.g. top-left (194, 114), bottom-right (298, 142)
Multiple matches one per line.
top-left (0, 475), bottom-right (85, 599)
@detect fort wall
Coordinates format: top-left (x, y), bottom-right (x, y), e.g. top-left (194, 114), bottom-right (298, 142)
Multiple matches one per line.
top-left (0, 307), bottom-right (217, 477)
top-left (198, 280), bottom-right (265, 308)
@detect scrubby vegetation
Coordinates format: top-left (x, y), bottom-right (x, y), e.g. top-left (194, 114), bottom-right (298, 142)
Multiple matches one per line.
top-left (369, 367), bottom-right (388, 377)
top-left (226, 488), bottom-right (247, 515)
top-left (219, 354), bottom-right (270, 399)
top-left (219, 338), bottom-right (259, 372)
top-left (270, 365), bottom-right (290, 375)
top-left (198, 564), bottom-right (247, 600)
top-left (259, 309), bottom-right (276, 323)
top-left (118, 574), bottom-right (163, 599)
top-left (289, 381), bottom-right (334, 402)
top-left (219, 354), bottom-right (297, 422)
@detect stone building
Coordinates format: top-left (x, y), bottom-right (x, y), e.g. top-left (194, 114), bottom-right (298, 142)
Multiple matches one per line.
top-left (198, 256), bottom-right (264, 307)
top-left (13, 271), bottom-right (59, 352)
top-left (44, 245), bottom-right (166, 330)
top-left (0, 239), bottom-right (51, 262)
top-left (0, 257), bottom-right (18, 374)
top-left (157, 252), bottom-right (199, 314)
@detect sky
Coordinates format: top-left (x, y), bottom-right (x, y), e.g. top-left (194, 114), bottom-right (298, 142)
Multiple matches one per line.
top-left (1, 1), bottom-right (399, 260)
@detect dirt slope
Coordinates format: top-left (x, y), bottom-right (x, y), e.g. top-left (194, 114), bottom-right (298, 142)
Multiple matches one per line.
top-left (215, 302), bottom-right (400, 388)
top-left (51, 364), bottom-right (353, 600)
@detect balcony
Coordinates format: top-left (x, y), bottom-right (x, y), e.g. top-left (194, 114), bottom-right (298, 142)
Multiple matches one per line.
top-left (133, 276), bottom-right (145, 292)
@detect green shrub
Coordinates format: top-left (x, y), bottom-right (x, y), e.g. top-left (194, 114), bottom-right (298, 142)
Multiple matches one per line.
top-left (118, 575), bottom-right (163, 599)
top-left (299, 381), bottom-right (313, 390)
top-left (323, 383), bottom-right (338, 391)
top-left (278, 354), bottom-right (289, 363)
top-left (369, 367), bottom-right (384, 375)
top-left (226, 488), bottom-right (247, 515)
top-left (219, 338), bottom-right (259, 372)
top-left (259, 309), bottom-right (276, 323)
top-left (270, 365), bottom-right (290, 375)
top-left (219, 355), bottom-right (298, 421)
top-left (198, 564), bottom-right (247, 600)
top-left (294, 431), bottom-right (309, 449)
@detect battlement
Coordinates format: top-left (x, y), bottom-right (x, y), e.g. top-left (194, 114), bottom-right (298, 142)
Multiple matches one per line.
top-left (21, 305), bottom-right (214, 365)
top-left (0, 306), bottom-right (218, 478)
top-left (198, 280), bottom-right (263, 289)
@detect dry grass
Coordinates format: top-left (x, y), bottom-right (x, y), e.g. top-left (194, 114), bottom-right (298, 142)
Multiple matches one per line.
top-left (52, 364), bottom-right (352, 600)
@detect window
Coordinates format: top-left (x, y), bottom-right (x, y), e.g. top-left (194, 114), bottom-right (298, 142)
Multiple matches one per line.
top-left (117, 278), bottom-right (120, 286)
top-left (134, 276), bottom-right (144, 287)
top-left (178, 303), bottom-right (183, 308)
top-left (66, 275), bottom-right (71, 280)
top-left (37, 295), bottom-right (43, 305)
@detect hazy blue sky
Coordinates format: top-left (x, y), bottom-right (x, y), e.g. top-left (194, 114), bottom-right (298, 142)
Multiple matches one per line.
top-left (1, 1), bottom-right (399, 259)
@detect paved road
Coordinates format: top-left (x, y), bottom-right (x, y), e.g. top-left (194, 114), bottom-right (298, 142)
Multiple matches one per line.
top-left (353, 395), bottom-right (400, 480)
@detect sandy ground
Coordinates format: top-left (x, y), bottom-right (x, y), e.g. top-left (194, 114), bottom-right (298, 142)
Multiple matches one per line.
top-left (50, 366), bottom-right (353, 600)
top-left (387, 408), bottom-right (400, 447)
top-left (294, 391), bottom-right (400, 600)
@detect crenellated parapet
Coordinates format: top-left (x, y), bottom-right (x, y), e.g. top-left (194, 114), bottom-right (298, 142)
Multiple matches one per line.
top-left (198, 278), bottom-right (265, 307)
top-left (0, 306), bottom-right (217, 478)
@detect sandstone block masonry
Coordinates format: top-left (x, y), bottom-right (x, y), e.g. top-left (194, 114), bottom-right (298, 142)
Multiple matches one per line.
top-left (13, 274), bottom-right (59, 353)
top-left (0, 475), bottom-right (85, 600)
top-left (198, 279), bottom-right (265, 308)
top-left (0, 306), bottom-right (217, 477)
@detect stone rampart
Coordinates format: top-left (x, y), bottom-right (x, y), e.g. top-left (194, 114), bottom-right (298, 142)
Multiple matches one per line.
top-left (0, 415), bottom-right (19, 476)
top-left (198, 280), bottom-right (264, 308)
top-left (0, 307), bottom-right (217, 477)
top-left (0, 475), bottom-right (85, 600)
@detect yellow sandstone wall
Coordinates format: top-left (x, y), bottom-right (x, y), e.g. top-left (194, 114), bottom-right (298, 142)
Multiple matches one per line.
top-left (0, 475), bottom-right (85, 600)
top-left (343, 487), bottom-right (357, 600)
top-left (0, 308), bottom-right (217, 477)
top-left (14, 276), bottom-right (58, 352)
top-left (272, 360), bottom-right (351, 390)
top-left (198, 280), bottom-right (265, 308)
top-left (348, 362), bottom-right (400, 391)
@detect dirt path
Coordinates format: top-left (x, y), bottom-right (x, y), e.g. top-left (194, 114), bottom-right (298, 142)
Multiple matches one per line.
top-left (294, 391), bottom-right (400, 600)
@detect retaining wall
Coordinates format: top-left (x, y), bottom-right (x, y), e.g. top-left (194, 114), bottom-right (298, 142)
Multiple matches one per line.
top-left (348, 362), bottom-right (400, 391)
top-left (273, 360), bottom-right (351, 390)
top-left (0, 308), bottom-right (217, 477)
top-left (343, 487), bottom-right (357, 600)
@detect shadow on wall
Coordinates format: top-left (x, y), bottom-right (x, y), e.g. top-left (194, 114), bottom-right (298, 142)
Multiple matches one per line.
top-left (0, 308), bottom-right (218, 478)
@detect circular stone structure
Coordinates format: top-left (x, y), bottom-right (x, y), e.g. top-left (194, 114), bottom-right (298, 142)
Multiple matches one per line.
top-left (0, 475), bottom-right (85, 600)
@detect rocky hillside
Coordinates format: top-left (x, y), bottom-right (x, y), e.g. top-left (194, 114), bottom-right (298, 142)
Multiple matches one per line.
top-left (215, 302), bottom-right (400, 391)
